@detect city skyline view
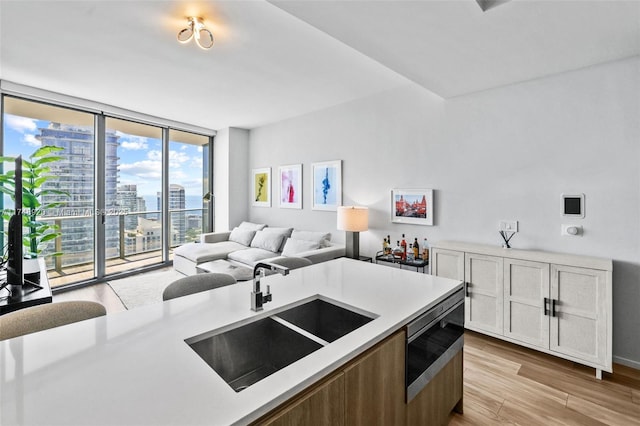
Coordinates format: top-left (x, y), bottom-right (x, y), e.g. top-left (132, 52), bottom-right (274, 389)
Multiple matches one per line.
top-left (2, 106), bottom-right (209, 276)
top-left (3, 113), bottom-right (205, 199)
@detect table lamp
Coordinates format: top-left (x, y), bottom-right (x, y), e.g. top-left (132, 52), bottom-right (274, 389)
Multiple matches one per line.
top-left (337, 206), bottom-right (369, 259)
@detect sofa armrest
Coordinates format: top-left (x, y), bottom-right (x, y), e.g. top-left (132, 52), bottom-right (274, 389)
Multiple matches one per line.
top-left (296, 244), bottom-right (345, 264)
top-left (200, 231), bottom-right (231, 244)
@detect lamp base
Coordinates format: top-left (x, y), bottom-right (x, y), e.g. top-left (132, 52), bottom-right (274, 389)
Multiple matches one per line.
top-left (345, 231), bottom-right (360, 259)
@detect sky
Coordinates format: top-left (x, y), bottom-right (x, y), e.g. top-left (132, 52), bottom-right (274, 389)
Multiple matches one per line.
top-left (3, 114), bottom-right (205, 199)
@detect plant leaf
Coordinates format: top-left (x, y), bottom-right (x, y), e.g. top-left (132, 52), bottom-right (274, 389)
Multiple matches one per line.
top-left (39, 233), bottom-right (60, 243)
top-left (33, 156), bottom-right (64, 167)
top-left (22, 193), bottom-right (40, 209)
top-left (31, 146), bottom-right (64, 158)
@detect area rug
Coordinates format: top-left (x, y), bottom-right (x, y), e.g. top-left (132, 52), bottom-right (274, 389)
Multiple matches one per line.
top-left (108, 269), bottom-right (185, 310)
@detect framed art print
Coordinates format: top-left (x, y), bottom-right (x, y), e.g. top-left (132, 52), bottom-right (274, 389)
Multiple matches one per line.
top-left (391, 188), bottom-right (433, 225)
top-left (252, 167), bottom-right (271, 207)
top-left (311, 160), bottom-right (342, 211)
top-left (279, 164), bottom-right (302, 209)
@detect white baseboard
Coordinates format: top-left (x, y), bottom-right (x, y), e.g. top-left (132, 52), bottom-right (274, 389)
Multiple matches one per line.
top-left (613, 355), bottom-right (640, 371)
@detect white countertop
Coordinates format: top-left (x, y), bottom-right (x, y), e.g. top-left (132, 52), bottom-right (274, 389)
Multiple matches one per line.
top-left (1, 258), bottom-right (462, 426)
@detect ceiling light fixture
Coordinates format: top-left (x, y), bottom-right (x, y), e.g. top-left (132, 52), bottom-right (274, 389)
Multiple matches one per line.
top-left (177, 17), bottom-right (214, 50)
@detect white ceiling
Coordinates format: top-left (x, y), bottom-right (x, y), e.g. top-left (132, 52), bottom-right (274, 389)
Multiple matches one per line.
top-left (1, 0), bottom-right (638, 132)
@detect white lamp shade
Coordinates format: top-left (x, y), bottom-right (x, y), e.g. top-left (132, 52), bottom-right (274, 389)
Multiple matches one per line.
top-left (337, 206), bottom-right (369, 232)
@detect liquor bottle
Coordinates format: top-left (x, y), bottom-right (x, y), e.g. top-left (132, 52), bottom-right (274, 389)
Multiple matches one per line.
top-left (386, 235), bottom-right (391, 254)
top-left (407, 248), bottom-right (414, 261)
top-left (401, 234), bottom-right (407, 260)
top-left (422, 238), bottom-right (429, 261)
top-left (382, 237), bottom-right (389, 254)
top-left (413, 238), bottom-right (420, 259)
top-left (393, 241), bottom-right (403, 258)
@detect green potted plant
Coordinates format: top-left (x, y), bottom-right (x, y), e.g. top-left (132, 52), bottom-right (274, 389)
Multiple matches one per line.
top-left (1, 146), bottom-right (70, 281)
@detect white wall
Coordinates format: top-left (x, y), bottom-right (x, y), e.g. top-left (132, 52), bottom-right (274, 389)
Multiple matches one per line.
top-left (247, 57), bottom-right (640, 366)
top-left (213, 127), bottom-right (249, 231)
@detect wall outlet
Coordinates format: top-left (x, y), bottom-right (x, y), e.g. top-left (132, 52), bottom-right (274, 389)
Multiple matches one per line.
top-left (562, 224), bottom-right (583, 236)
top-left (499, 220), bottom-right (518, 232)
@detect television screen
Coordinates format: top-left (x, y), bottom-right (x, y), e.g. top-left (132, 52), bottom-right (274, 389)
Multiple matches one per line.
top-left (6, 156), bottom-right (23, 286)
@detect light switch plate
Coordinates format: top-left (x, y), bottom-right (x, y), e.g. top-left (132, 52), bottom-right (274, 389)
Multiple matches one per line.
top-left (499, 220), bottom-right (518, 232)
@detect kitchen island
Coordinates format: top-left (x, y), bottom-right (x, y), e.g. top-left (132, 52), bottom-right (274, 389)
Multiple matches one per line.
top-left (1, 258), bottom-right (462, 425)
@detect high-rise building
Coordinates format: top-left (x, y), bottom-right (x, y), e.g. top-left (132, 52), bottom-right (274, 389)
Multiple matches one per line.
top-left (124, 216), bottom-right (162, 254)
top-left (117, 184), bottom-right (146, 230)
top-left (157, 184), bottom-right (185, 245)
top-left (37, 123), bottom-right (120, 265)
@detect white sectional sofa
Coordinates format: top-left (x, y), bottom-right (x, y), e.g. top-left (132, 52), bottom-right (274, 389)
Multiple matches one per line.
top-left (173, 221), bottom-right (345, 277)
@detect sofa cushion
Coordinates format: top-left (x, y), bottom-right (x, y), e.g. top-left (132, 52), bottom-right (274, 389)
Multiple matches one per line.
top-left (250, 230), bottom-right (285, 253)
top-left (174, 241), bottom-right (248, 263)
top-left (228, 248), bottom-right (279, 266)
top-left (262, 227), bottom-right (294, 251)
top-left (291, 230), bottom-right (332, 248)
top-left (238, 221), bottom-right (267, 231)
top-left (281, 238), bottom-right (320, 257)
top-left (228, 227), bottom-right (256, 246)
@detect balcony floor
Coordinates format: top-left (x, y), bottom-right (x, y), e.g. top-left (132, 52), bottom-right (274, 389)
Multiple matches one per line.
top-left (48, 249), bottom-right (175, 288)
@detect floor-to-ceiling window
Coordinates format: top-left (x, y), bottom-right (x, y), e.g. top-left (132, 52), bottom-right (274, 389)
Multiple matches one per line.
top-left (2, 97), bottom-right (96, 284)
top-left (1, 93), bottom-right (213, 289)
top-left (104, 118), bottom-right (164, 276)
top-left (168, 130), bottom-right (210, 253)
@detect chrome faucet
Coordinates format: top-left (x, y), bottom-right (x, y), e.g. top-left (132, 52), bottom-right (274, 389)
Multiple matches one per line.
top-left (251, 262), bottom-right (289, 311)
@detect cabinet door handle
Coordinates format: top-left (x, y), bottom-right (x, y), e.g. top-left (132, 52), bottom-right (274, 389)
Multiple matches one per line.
top-left (551, 299), bottom-right (557, 317)
top-left (544, 297), bottom-right (549, 316)
top-left (464, 282), bottom-right (470, 297)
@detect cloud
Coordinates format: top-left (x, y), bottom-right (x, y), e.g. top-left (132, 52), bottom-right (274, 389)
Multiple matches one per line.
top-left (119, 160), bottom-right (161, 179)
top-left (5, 115), bottom-right (38, 133)
top-left (190, 156), bottom-right (203, 168)
top-left (197, 146), bottom-right (203, 153)
top-left (171, 170), bottom-right (188, 180)
top-left (168, 150), bottom-right (189, 165)
top-left (120, 150), bottom-right (196, 181)
top-left (24, 134), bottom-right (41, 147)
top-left (120, 136), bottom-right (148, 150)
top-left (180, 178), bottom-right (204, 189)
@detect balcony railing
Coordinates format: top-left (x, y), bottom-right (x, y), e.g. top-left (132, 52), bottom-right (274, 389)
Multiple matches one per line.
top-left (7, 208), bottom-right (208, 288)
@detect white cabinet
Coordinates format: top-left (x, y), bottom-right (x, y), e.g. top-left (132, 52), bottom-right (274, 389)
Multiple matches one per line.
top-left (550, 264), bottom-right (608, 367)
top-left (431, 242), bottom-right (612, 378)
top-left (465, 253), bottom-right (503, 335)
top-left (430, 248), bottom-right (464, 280)
top-left (503, 258), bottom-right (549, 348)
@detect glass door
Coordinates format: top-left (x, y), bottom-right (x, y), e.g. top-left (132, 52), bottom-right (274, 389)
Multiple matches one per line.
top-left (2, 96), bottom-right (96, 288)
top-left (104, 118), bottom-right (163, 275)
top-left (167, 130), bottom-right (211, 258)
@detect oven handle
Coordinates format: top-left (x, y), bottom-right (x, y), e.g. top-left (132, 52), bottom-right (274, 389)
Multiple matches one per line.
top-left (407, 299), bottom-right (464, 344)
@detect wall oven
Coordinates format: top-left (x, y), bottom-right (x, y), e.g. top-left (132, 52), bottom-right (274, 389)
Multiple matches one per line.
top-left (406, 287), bottom-right (465, 402)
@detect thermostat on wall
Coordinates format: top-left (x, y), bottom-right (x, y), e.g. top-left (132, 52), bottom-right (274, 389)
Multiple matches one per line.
top-left (561, 193), bottom-right (585, 218)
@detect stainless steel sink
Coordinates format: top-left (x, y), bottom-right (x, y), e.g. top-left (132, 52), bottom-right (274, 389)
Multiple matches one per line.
top-left (186, 317), bottom-right (323, 392)
top-left (185, 298), bottom-right (376, 392)
top-left (276, 298), bottom-right (375, 343)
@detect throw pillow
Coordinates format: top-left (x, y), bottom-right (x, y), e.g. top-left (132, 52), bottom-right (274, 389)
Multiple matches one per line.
top-left (291, 230), bottom-right (332, 248)
top-left (281, 238), bottom-right (320, 257)
top-left (238, 221), bottom-right (267, 231)
top-left (250, 230), bottom-right (285, 253)
top-left (262, 227), bottom-right (294, 251)
top-left (228, 227), bottom-right (256, 246)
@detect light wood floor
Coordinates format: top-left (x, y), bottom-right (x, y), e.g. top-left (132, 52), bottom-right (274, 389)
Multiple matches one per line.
top-left (56, 284), bottom-right (640, 425)
top-left (450, 332), bottom-right (640, 425)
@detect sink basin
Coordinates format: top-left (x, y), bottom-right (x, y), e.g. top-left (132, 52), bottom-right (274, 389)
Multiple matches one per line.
top-left (186, 298), bottom-right (376, 392)
top-left (275, 298), bottom-right (375, 343)
top-left (186, 317), bottom-right (323, 392)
